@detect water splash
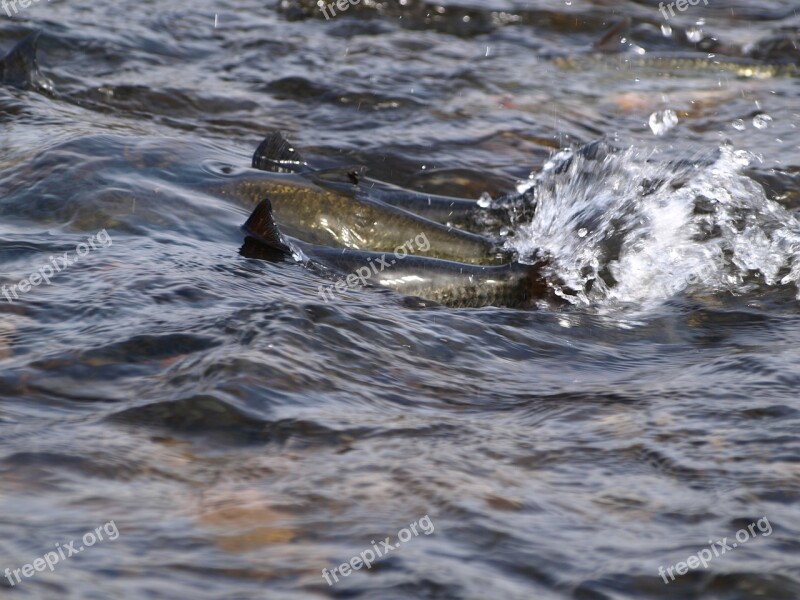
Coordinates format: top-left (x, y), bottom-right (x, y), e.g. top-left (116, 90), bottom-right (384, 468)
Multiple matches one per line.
top-left (507, 144), bottom-right (800, 309)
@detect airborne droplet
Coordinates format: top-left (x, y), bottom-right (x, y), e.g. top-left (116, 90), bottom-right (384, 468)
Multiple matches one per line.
top-left (753, 114), bottom-right (773, 129)
top-left (648, 109), bottom-right (678, 136)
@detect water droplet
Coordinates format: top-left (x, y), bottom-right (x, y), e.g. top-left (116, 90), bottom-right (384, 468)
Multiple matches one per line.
top-left (753, 114), bottom-right (773, 129)
top-left (477, 193), bottom-right (492, 208)
top-left (578, 228), bottom-right (588, 238)
top-left (732, 119), bottom-right (746, 131)
top-left (732, 150), bottom-right (753, 167)
top-left (516, 177), bottom-right (536, 195)
top-left (686, 27), bottom-right (703, 42)
top-left (661, 24), bottom-right (672, 37)
top-left (648, 109), bottom-right (678, 136)
top-left (499, 226), bottom-right (511, 237)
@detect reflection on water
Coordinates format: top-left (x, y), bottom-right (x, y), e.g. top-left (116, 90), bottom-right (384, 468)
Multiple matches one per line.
top-left (1, 1), bottom-right (800, 599)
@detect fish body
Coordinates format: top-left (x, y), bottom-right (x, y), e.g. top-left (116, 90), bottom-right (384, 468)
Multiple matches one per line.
top-left (214, 170), bottom-right (510, 265)
top-left (235, 133), bottom-right (549, 306)
top-left (552, 52), bottom-right (798, 78)
top-left (310, 245), bottom-right (551, 308)
top-left (213, 132), bottom-right (511, 265)
top-left (241, 198), bottom-right (553, 308)
top-left (352, 181), bottom-right (497, 231)
top-left (552, 18), bottom-right (799, 79)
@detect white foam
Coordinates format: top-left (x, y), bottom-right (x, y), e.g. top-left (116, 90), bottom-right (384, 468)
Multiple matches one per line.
top-left (509, 144), bottom-right (800, 310)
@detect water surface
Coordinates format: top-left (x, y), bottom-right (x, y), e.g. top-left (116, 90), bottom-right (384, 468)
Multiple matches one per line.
top-left (1, 1), bottom-right (799, 598)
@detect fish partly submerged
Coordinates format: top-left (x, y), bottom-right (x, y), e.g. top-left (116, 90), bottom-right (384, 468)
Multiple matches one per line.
top-left (0, 31), bottom-right (54, 92)
top-left (213, 132), bottom-right (512, 266)
top-left (552, 52), bottom-right (798, 79)
top-left (241, 197), bottom-right (556, 309)
top-left (218, 169), bottom-right (508, 266)
top-left (250, 131), bottom-right (510, 232)
top-left (552, 19), bottom-right (799, 79)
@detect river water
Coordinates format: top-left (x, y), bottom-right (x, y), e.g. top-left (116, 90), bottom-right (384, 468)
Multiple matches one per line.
top-left (1, 1), bottom-right (799, 599)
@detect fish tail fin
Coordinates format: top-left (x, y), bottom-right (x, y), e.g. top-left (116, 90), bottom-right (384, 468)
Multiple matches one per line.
top-left (241, 198), bottom-right (292, 253)
top-left (252, 131), bottom-right (310, 173)
top-left (0, 31), bottom-right (54, 93)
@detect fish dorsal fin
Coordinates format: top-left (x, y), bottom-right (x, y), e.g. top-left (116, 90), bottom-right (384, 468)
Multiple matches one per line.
top-left (0, 31), bottom-right (54, 93)
top-left (252, 131), bottom-right (310, 173)
top-left (594, 18), bottom-right (632, 54)
top-left (241, 198), bottom-right (292, 252)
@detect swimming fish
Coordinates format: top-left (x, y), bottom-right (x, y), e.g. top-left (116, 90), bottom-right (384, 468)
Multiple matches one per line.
top-left (552, 53), bottom-right (798, 79)
top-left (241, 197), bottom-right (555, 308)
top-left (212, 133), bottom-right (511, 265)
top-left (250, 131), bottom-right (514, 232)
top-left (214, 169), bottom-right (510, 265)
top-left (552, 19), bottom-right (799, 79)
